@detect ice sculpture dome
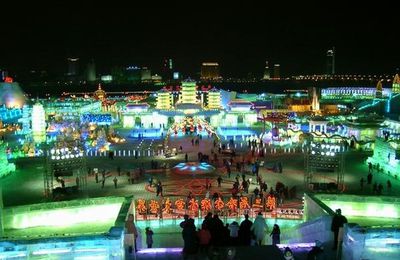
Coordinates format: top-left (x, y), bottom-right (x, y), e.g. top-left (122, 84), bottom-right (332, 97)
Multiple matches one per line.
top-left (0, 82), bottom-right (26, 108)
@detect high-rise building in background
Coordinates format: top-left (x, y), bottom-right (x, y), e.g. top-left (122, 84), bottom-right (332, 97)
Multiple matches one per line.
top-left (392, 74), bottom-right (400, 94)
top-left (273, 64), bottom-right (280, 80)
top-left (326, 47), bottom-right (335, 75)
top-left (262, 61), bottom-right (270, 80)
top-left (86, 60), bottom-right (96, 82)
top-left (140, 67), bottom-right (152, 82)
top-left (126, 66), bottom-right (141, 83)
top-left (201, 62), bottom-right (220, 80)
top-left (161, 58), bottom-right (173, 81)
top-left (67, 57), bottom-right (79, 76)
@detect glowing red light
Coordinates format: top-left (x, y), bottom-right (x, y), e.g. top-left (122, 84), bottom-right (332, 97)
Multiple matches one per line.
top-left (4, 76), bottom-right (13, 83)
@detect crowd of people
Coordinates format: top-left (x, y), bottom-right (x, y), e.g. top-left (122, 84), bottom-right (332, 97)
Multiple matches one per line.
top-left (362, 162), bottom-right (393, 195)
top-left (178, 212), bottom-right (280, 257)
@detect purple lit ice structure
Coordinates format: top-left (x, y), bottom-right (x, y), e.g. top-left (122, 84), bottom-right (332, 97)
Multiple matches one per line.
top-left (172, 162), bottom-right (216, 175)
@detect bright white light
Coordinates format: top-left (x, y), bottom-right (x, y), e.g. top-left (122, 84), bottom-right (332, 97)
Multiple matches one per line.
top-left (321, 144), bottom-right (325, 149)
top-left (311, 151), bottom-right (315, 155)
top-left (331, 152), bottom-right (335, 156)
top-left (50, 149), bottom-right (55, 154)
top-left (321, 152), bottom-right (325, 155)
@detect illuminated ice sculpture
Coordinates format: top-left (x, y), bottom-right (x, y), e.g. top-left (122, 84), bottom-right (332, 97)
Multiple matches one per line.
top-left (207, 88), bottom-right (221, 109)
top-left (0, 141), bottom-right (16, 178)
top-left (31, 102), bottom-right (46, 143)
top-left (180, 80), bottom-right (198, 104)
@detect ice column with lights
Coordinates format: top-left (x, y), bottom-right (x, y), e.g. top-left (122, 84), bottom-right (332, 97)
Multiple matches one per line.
top-left (18, 104), bottom-right (32, 134)
top-left (367, 138), bottom-right (399, 179)
top-left (31, 103), bottom-right (46, 143)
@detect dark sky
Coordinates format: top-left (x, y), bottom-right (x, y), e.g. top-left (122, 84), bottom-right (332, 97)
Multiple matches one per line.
top-left (1, 1), bottom-right (399, 78)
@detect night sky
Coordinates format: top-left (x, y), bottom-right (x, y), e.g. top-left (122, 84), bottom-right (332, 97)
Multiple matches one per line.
top-left (1, 1), bottom-right (399, 78)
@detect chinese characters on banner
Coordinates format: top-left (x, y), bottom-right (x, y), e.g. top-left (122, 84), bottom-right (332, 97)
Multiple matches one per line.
top-left (252, 197), bottom-right (263, 209)
top-left (239, 196), bottom-right (250, 210)
top-left (136, 195), bottom-right (287, 219)
top-left (226, 197), bottom-right (238, 213)
top-left (137, 199), bottom-right (147, 214)
top-left (214, 198), bottom-right (225, 211)
top-left (163, 198), bottom-right (172, 214)
top-left (266, 195), bottom-right (276, 210)
top-left (188, 198), bottom-right (199, 212)
top-left (200, 198), bottom-right (212, 212)
top-left (175, 199), bottom-right (185, 211)
top-left (149, 200), bottom-right (160, 214)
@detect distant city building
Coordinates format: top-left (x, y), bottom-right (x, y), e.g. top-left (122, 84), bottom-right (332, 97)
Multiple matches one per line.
top-left (392, 74), bottom-right (400, 94)
top-left (86, 60), bottom-right (96, 82)
top-left (273, 64), bottom-right (280, 80)
top-left (151, 74), bottom-right (162, 83)
top-left (67, 57), bottom-right (79, 76)
top-left (262, 61), bottom-right (270, 80)
top-left (201, 62), bottom-right (220, 80)
top-left (126, 66), bottom-right (141, 83)
top-left (162, 58), bottom-right (173, 80)
top-left (376, 80), bottom-right (383, 98)
top-left (326, 47), bottom-right (335, 75)
top-left (141, 67), bottom-right (152, 82)
top-left (100, 75), bottom-right (113, 82)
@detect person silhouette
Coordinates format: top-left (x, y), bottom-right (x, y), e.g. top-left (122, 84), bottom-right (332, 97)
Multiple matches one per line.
top-left (331, 209), bottom-right (347, 250)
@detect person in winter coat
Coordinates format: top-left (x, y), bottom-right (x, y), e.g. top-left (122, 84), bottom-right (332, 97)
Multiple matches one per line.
top-left (270, 224), bottom-right (281, 245)
top-left (251, 212), bottom-right (268, 245)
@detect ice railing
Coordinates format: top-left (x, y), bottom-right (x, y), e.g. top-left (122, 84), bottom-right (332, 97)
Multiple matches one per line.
top-left (343, 224), bottom-right (400, 260)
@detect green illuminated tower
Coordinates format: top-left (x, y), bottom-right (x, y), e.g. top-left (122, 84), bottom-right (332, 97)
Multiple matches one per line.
top-left (180, 80), bottom-right (197, 104)
top-left (207, 88), bottom-right (221, 109)
top-left (392, 74), bottom-right (400, 94)
top-left (31, 102), bottom-right (46, 143)
top-left (156, 89), bottom-right (172, 109)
